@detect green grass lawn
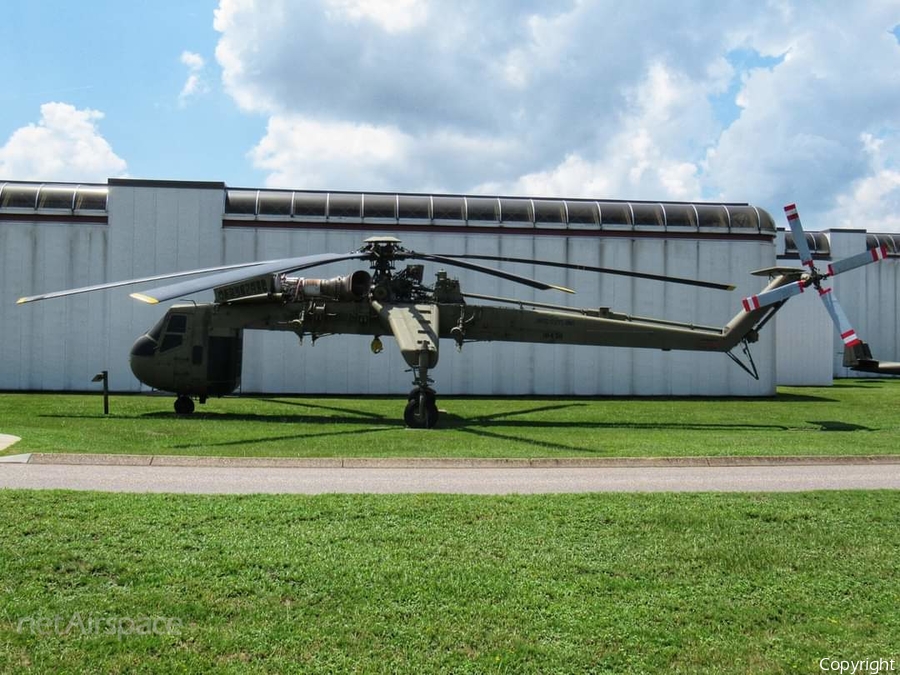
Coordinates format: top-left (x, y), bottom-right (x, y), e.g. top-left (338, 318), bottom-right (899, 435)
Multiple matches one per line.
top-left (1, 379), bottom-right (899, 458)
top-left (1, 490), bottom-right (898, 673)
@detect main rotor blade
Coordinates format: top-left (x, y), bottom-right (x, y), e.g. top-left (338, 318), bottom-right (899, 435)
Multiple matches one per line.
top-left (17, 260), bottom-right (268, 305)
top-left (130, 252), bottom-right (367, 304)
top-left (827, 244), bottom-right (889, 277)
top-left (784, 203), bottom-right (816, 272)
top-left (433, 253), bottom-right (735, 291)
top-left (408, 252), bottom-right (575, 294)
top-left (817, 285), bottom-right (863, 347)
top-left (742, 280), bottom-right (808, 312)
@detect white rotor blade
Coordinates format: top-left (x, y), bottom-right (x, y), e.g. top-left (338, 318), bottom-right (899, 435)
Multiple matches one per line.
top-left (784, 203), bottom-right (815, 271)
top-left (827, 244), bottom-right (889, 277)
top-left (817, 285), bottom-right (862, 347)
top-left (17, 260), bottom-right (268, 305)
top-left (130, 252), bottom-right (367, 304)
top-left (742, 280), bottom-right (807, 312)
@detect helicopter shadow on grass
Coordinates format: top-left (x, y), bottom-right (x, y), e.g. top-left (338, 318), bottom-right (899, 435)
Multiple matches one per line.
top-left (166, 403), bottom-right (601, 452)
top-left (442, 417), bottom-right (876, 454)
top-left (170, 425), bottom-right (398, 450)
top-left (38, 394), bottom-right (870, 454)
top-left (136, 396), bottom-right (396, 425)
top-left (436, 397), bottom-right (873, 453)
top-left (165, 397), bottom-right (403, 450)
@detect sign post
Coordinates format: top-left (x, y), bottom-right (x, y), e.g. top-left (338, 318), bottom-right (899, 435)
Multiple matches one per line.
top-left (92, 371), bottom-right (109, 415)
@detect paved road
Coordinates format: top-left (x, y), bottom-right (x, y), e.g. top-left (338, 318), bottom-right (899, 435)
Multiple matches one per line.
top-left (2, 462), bottom-right (899, 494)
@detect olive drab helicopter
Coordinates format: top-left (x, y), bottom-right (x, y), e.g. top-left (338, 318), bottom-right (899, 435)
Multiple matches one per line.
top-left (16, 204), bottom-right (889, 428)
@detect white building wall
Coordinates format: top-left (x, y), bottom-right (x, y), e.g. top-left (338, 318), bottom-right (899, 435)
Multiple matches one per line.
top-left (105, 182), bottom-right (226, 392)
top-left (774, 289), bottom-right (834, 385)
top-left (0, 220), bottom-right (108, 390)
top-left (3, 180), bottom-right (784, 396)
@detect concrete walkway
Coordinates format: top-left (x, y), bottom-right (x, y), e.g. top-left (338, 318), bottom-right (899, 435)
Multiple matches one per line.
top-left (1, 453), bottom-right (898, 494)
top-left (0, 435), bottom-right (20, 454)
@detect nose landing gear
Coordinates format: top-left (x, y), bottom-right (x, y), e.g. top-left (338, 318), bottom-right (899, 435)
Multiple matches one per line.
top-left (404, 351), bottom-right (439, 429)
top-left (405, 387), bottom-right (438, 429)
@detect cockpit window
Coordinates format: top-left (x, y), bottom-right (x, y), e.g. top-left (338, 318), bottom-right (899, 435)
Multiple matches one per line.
top-left (159, 334), bottom-right (184, 352)
top-left (148, 316), bottom-right (167, 342)
top-left (167, 314), bottom-right (187, 334)
top-left (157, 313), bottom-right (188, 352)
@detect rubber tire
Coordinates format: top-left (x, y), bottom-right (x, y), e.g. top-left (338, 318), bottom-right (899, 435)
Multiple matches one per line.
top-left (408, 388), bottom-right (436, 403)
top-left (174, 396), bottom-right (195, 415)
top-left (404, 396), bottom-right (439, 429)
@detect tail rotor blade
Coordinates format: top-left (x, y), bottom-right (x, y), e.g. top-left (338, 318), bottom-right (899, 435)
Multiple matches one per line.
top-left (817, 285), bottom-right (862, 347)
top-left (784, 203), bottom-right (815, 272)
top-left (827, 245), bottom-right (889, 277)
top-left (742, 280), bottom-right (807, 312)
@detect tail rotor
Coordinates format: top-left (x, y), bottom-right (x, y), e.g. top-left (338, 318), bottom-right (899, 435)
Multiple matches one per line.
top-left (741, 203), bottom-right (888, 348)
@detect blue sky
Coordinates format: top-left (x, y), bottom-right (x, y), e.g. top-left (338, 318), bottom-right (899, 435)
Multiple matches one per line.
top-left (0, 0), bottom-right (266, 185)
top-left (1, 1), bottom-right (899, 230)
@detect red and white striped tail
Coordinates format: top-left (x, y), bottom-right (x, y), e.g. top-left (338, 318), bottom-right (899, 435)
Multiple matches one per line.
top-left (784, 203), bottom-right (799, 221)
top-left (825, 244), bottom-right (889, 277)
top-left (841, 329), bottom-right (862, 347)
top-left (741, 279), bottom-right (805, 313)
top-left (871, 245), bottom-right (889, 262)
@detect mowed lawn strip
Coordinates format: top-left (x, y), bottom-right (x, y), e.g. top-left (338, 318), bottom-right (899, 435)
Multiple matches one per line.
top-left (1, 379), bottom-right (898, 458)
top-left (1, 490), bottom-right (898, 673)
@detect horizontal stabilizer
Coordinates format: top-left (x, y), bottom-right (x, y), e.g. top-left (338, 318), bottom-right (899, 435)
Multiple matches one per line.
top-left (750, 267), bottom-right (806, 278)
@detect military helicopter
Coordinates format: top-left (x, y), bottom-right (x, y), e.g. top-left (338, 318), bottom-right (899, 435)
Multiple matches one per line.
top-left (16, 204), bottom-right (888, 427)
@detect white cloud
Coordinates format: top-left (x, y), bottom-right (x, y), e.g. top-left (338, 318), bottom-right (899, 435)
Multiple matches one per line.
top-left (830, 133), bottom-right (900, 231)
top-left (178, 50), bottom-right (210, 105)
top-left (0, 102), bottom-right (127, 181)
top-left (212, 1), bottom-right (900, 229)
top-left (477, 61), bottom-right (715, 201)
top-left (323, 0), bottom-right (428, 33)
top-left (704, 4), bottom-right (900, 228)
top-left (249, 116), bottom-right (413, 189)
top-left (181, 51), bottom-right (205, 71)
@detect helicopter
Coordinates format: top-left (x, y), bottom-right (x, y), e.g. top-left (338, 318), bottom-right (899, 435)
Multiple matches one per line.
top-left (16, 204), bottom-right (889, 428)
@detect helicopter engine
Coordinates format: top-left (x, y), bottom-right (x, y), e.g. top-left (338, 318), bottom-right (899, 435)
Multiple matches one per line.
top-left (129, 305), bottom-right (243, 414)
top-left (283, 270), bottom-right (371, 302)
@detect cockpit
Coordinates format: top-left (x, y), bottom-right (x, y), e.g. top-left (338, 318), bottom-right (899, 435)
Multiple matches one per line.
top-left (130, 312), bottom-right (188, 357)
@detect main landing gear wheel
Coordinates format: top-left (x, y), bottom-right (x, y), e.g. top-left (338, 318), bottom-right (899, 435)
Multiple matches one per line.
top-left (404, 389), bottom-right (438, 429)
top-left (174, 395), bottom-right (195, 415)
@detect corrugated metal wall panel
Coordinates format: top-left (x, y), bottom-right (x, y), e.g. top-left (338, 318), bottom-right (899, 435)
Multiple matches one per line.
top-left (0, 221), bottom-right (108, 390)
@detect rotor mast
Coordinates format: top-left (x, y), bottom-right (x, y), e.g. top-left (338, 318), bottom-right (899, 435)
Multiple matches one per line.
top-left (361, 236), bottom-right (406, 286)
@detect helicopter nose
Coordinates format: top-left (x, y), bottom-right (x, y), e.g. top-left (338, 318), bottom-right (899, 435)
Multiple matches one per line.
top-left (130, 334), bottom-right (156, 358)
top-left (129, 336), bottom-right (164, 389)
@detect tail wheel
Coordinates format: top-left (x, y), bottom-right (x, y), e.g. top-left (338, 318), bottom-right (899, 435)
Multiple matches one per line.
top-left (404, 391), bottom-right (438, 429)
top-left (174, 395), bottom-right (195, 415)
